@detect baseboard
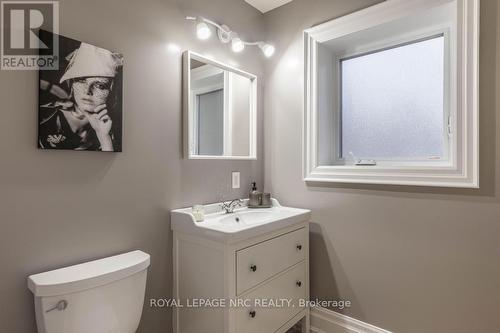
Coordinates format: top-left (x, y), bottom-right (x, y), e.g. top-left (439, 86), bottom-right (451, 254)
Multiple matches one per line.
top-left (310, 307), bottom-right (393, 333)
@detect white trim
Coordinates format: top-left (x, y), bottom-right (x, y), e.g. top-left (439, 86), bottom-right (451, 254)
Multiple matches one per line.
top-left (244, 0), bottom-right (294, 14)
top-left (187, 155), bottom-right (256, 160)
top-left (191, 64), bottom-right (224, 81)
top-left (303, 0), bottom-right (480, 188)
top-left (183, 51), bottom-right (258, 160)
top-left (310, 307), bottom-right (393, 333)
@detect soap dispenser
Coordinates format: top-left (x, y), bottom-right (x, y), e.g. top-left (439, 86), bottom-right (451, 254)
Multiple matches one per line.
top-left (249, 182), bottom-right (261, 207)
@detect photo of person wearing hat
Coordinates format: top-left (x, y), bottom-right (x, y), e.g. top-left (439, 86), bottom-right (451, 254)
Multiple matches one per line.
top-left (38, 32), bottom-right (123, 152)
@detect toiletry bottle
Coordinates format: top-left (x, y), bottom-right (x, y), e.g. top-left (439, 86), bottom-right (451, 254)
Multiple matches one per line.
top-left (249, 182), bottom-right (261, 207)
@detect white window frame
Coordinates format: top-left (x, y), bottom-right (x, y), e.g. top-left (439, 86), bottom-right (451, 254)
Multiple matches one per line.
top-left (303, 0), bottom-right (479, 188)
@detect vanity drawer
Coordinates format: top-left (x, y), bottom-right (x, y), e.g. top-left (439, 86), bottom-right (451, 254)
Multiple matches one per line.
top-left (236, 228), bottom-right (307, 295)
top-left (235, 262), bottom-right (306, 333)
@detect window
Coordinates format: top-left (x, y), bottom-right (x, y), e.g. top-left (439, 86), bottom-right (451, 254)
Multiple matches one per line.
top-left (340, 35), bottom-right (446, 161)
top-left (304, 0), bottom-right (479, 187)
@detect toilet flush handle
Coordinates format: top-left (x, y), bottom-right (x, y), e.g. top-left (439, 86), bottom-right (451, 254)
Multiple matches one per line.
top-left (46, 300), bottom-right (68, 313)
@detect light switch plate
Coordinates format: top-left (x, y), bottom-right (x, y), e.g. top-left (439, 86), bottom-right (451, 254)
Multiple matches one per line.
top-left (232, 172), bottom-right (240, 189)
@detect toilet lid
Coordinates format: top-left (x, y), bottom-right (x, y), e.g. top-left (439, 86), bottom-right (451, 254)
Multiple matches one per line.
top-left (28, 250), bottom-right (150, 297)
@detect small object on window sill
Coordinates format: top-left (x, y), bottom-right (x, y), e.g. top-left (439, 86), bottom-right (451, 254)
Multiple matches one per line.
top-left (355, 160), bottom-right (377, 166)
top-left (349, 152), bottom-right (376, 166)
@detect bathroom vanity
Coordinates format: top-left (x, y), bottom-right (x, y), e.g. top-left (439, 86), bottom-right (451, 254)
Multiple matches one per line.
top-left (171, 199), bottom-right (311, 333)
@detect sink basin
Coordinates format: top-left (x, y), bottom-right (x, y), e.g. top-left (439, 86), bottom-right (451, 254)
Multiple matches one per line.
top-left (219, 210), bottom-right (275, 226)
top-left (171, 199), bottom-right (310, 243)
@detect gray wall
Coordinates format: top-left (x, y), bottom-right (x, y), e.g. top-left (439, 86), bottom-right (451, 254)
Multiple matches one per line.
top-left (263, 0), bottom-right (500, 332)
top-left (0, 0), bottom-right (264, 332)
top-left (3, 1), bottom-right (500, 333)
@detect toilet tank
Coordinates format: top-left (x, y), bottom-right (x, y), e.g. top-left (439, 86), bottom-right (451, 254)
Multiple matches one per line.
top-left (28, 250), bottom-right (150, 333)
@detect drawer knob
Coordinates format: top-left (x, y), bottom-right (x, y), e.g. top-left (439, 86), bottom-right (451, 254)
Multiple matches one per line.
top-left (249, 310), bottom-right (256, 318)
top-left (250, 265), bottom-right (257, 272)
top-left (296, 281), bottom-right (302, 287)
top-left (296, 244), bottom-right (302, 250)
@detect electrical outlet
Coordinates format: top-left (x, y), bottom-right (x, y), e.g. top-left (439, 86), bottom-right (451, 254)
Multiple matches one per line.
top-left (232, 172), bottom-right (240, 189)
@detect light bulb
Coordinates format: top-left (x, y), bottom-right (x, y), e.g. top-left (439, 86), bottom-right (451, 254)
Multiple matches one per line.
top-left (196, 21), bottom-right (211, 40)
top-left (260, 43), bottom-right (275, 57)
top-left (231, 37), bottom-right (245, 53)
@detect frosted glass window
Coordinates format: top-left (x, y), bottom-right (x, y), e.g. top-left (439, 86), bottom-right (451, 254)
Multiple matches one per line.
top-left (341, 35), bottom-right (445, 160)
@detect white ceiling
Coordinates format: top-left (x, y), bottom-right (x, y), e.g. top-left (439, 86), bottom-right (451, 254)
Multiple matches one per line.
top-left (244, 0), bottom-right (294, 13)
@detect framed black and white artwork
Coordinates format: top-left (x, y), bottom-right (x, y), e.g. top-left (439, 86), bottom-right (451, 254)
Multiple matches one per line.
top-left (38, 31), bottom-right (123, 152)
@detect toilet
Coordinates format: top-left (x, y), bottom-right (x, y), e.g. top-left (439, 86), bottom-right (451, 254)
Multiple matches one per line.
top-left (27, 250), bottom-right (150, 333)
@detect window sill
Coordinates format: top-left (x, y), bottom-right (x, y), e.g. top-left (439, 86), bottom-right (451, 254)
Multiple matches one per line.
top-left (304, 165), bottom-right (479, 188)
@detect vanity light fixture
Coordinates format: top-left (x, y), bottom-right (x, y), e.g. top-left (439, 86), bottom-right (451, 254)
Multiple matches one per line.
top-left (231, 35), bottom-right (245, 53)
top-left (195, 19), bottom-right (212, 40)
top-left (259, 42), bottom-right (275, 57)
top-left (186, 16), bottom-right (275, 57)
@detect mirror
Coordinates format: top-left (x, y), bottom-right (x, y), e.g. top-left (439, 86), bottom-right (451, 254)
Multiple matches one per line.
top-left (183, 51), bottom-right (257, 159)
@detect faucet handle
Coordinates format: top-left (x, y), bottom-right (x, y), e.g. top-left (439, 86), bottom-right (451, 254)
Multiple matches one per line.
top-left (221, 199), bottom-right (244, 214)
top-left (220, 202), bottom-right (229, 211)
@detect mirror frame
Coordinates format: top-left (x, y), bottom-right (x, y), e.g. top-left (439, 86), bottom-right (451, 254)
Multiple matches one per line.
top-left (183, 50), bottom-right (258, 160)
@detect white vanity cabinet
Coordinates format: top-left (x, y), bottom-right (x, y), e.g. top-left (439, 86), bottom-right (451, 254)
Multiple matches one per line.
top-left (171, 200), bottom-right (310, 333)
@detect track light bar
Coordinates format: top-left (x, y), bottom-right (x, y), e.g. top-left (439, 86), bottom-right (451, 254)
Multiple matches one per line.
top-left (186, 16), bottom-right (275, 58)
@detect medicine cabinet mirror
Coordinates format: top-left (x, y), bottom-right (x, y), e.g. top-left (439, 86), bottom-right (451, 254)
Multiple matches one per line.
top-left (183, 51), bottom-right (257, 160)
top-left (304, 0), bottom-right (479, 187)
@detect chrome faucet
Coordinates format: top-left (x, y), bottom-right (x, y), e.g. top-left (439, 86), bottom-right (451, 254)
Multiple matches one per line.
top-left (221, 199), bottom-right (243, 214)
